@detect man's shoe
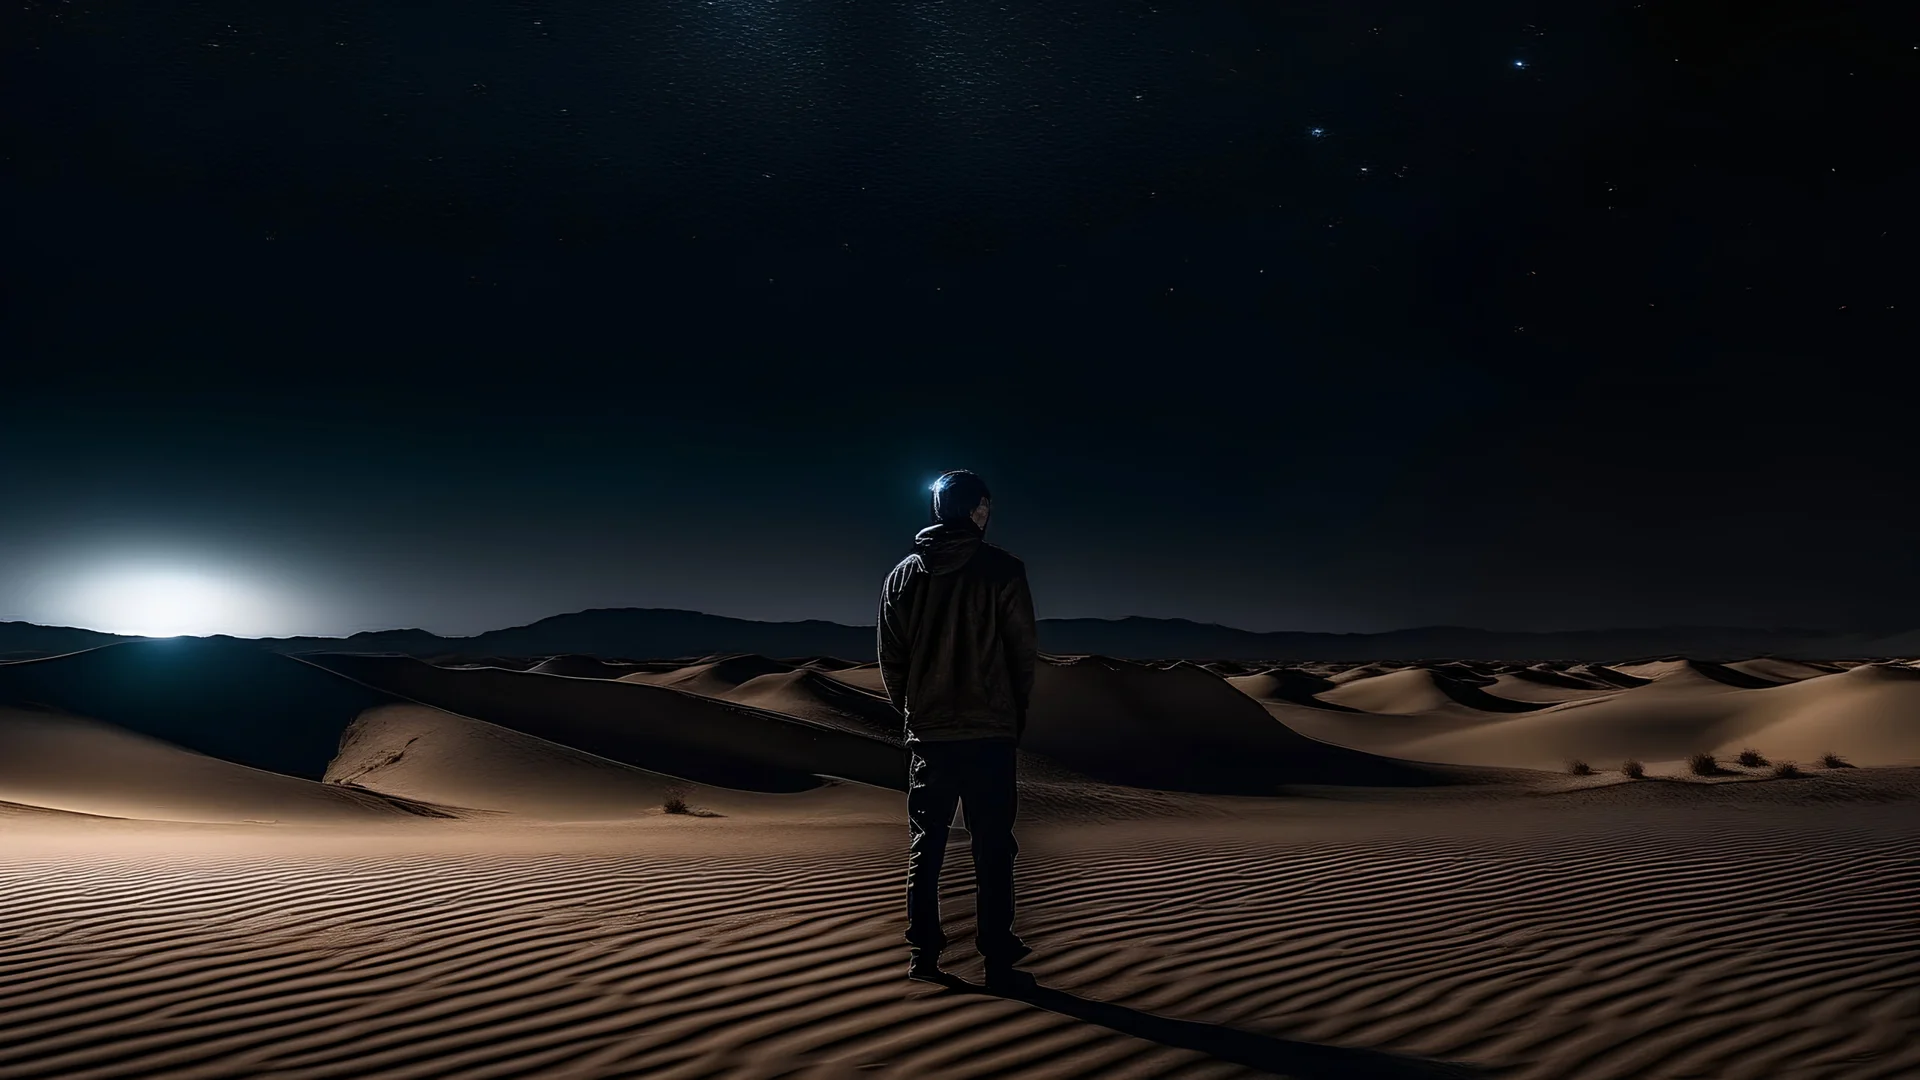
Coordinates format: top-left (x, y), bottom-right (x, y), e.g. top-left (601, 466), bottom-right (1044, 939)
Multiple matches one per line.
top-left (908, 955), bottom-right (945, 983)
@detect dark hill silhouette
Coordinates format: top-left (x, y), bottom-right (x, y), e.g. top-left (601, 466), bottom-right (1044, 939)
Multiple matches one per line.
top-left (1, 611), bottom-right (1906, 663)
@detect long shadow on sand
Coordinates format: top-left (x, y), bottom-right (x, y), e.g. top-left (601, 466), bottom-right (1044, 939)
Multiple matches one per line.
top-left (941, 977), bottom-right (1497, 1079)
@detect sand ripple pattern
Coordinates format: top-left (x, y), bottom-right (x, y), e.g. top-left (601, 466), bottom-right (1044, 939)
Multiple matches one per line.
top-left (1, 814), bottom-right (1915, 1079)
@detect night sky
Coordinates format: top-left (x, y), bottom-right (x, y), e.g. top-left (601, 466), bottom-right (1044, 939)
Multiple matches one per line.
top-left (3, 2), bottom-right (1911, 638)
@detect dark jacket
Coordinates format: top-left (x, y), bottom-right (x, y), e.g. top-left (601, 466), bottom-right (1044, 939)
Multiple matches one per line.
top-left (878, 522), bottom-right (1038, 744)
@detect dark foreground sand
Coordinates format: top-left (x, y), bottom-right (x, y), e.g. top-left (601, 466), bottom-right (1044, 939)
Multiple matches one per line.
top-left (5, 775), bottom-right (1918, 1080)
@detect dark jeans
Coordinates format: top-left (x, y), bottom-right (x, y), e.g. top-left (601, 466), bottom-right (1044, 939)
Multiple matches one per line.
top-left (905, 737), bottom-right (1026, 965)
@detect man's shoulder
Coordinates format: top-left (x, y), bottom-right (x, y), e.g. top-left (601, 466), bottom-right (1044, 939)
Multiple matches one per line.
top-left (975, 543), bottom-right (1026, 578)
top-left (885, 553), bottom-right (923, 589)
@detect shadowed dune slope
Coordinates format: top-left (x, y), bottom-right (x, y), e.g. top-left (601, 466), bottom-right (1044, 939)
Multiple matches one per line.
top-left (1567, 662), bottom-right (1649, 687)
top-left (1613, 657), bottom-right (1779, 688)
top-left (1315, 667), bottom-right (1546, 715)
top-left (1221, 664), bottom-right (1344, 699)
top-left (425, 654), bottom-right (541, 671)
top-left (616, 653), bottom-right (797, 696)
top-left (1023, 658), bottom-right (1455, 792)
top-left (0, 706), bottom-right (452, 822)
top-left (818, 663), bottom-right (887, 695)
top-left (326, 703), bottom-right (904, 821)
top-left (525, 654), bottom-right (633, 679)
top-left (308, 653), bottom-right (904, 791)
top-left (808, 659), bottom-right (1453, 792)
top-left (719, 668), bottom-right (905, 742)
top-left (788, 655), bottom-right (863, 671)
top-left (1484, 668), bottom-right (1628, 704)
top-left (326, 703), bottom-right (685, 817)
top-left (0, 639), bottom-right (394, 779)
top-left (1723, 656), bottom-right (1844, 683)
top-left (1226, 668), bottom-right (1346, 707)
top-left (1327, 663), bottom-right (1401, 684)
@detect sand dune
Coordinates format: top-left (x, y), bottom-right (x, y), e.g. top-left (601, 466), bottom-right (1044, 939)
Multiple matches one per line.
top-left (525, 653), bottom-right (635, 678)
top-left (1225, 666), bottom-right (1344, 707)
top-left (310, 653), bottom-right (904, 791)
top-left (719, 667), bottom-right (905, 742)
top-left (1565, 661), bottom-right (1649, 687)
top-left (0, 705), bottom-right (450, 822)
top-left (819, 662), bottom-right (888, 695)
top-left (328, 702), bottom-right (904, 822)
top-left (1314, 667), bottom-right (1546, 715)
top-left (1726, 662), bottom-right (1920, 765)
top-left (1327, 662), bottom-right (1402, 684)
top-left (1292, 661), bottom-right (1920, 772)
top-left (1613, 656), bottom-right (1778, 688)
top-left (1484, 667), bottom-right (1629, 704)
top-left (617, 652), bottom-right (798, 695)
top-left (0, 639), bottom-right (394, 779)
top-left (659, 654), bottom-right (1447, 794)
top-left (1022, 657), bottom-right (1453, 792)
top-left (789, 655), bottom-right (864, 671)
top-left (1723, 656), bottom-right (1844, 682)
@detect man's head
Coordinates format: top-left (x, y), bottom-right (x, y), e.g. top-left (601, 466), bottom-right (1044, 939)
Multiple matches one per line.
top-left (931, 470), bottom-right (992, 531)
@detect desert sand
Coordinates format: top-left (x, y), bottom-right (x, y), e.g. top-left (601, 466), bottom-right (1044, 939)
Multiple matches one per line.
top-left (2, 641), bottom-right (1916, 1079)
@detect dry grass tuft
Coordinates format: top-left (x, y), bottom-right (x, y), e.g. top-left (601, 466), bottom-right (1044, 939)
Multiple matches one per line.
top-left (1819, 751), bottom-right (1851, 769)
top-left (663, 785), bottom-right (691, 815)
top-left (1567, 759), bottom-right (1594, 776)
top-left (1772, 761), bottom-right (1804, 779)
top-left (1688, 752), bottom-right (1719, 776)
top-left (1737, 748), bottom-right (1769, 768)
top-left (1621, 759), bottom-right (1645, 779)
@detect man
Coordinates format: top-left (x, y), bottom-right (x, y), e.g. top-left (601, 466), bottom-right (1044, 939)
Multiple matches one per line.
top-left (878, 469), bottom-right (1039, 989)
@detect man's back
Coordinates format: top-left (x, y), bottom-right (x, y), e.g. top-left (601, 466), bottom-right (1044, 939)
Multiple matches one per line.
top-left (877, 522), bottom-right (1037, 744)
top-left (883, 469), bottom-right (1037, 986)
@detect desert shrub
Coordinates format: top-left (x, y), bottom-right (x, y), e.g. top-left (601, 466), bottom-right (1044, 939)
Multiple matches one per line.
top-left (1819, 752), bottom-right (1850, 769)
top-left (663, 785), bottom-right (691, 815)
top-left (1568, 759), bottom-right (1594, 776)
top-left (1737, 748), bottom-right (1769, 768)
top-left (1772, 761), bottom-right (1803, 779)
top-left (1621, 759), bottom-right (1645, 779)
top-left (1688, 752), bottom-right (1719, 776)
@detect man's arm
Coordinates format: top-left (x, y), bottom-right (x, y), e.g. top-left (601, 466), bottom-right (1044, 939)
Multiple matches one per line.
top-left (877, 567), bottom-right (912, 717)
top-left (1002, 564), bottom-right (1038, 740)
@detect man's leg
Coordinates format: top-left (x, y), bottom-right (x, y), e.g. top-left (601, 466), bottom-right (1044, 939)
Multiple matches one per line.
top-left (962, 739), bottom-right (1028, 973)
top-left (906, 745), bottom-right (961, 974)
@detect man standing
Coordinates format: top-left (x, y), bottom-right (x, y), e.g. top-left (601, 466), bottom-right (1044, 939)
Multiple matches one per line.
top-left (878, 469), bottom-right (1039, 988)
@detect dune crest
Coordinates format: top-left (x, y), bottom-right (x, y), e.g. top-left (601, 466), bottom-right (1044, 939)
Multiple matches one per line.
top-left (1314, 666), bottom-right (1545, 715)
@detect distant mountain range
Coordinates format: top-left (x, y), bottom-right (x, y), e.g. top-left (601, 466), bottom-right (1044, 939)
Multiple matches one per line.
top-left (4, 608), bottom-right (1916, 663)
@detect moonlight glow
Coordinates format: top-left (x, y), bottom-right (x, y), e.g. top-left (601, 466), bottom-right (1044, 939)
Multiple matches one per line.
top-left (62, 567), bottom-right (271, 638)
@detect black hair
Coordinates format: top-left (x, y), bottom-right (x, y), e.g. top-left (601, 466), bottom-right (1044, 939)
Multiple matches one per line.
top-left (931, 470), bottom-right (992, 525)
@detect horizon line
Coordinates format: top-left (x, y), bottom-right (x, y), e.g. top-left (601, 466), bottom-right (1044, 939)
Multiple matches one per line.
top-left (0, 606), bottom-right (1883, 643)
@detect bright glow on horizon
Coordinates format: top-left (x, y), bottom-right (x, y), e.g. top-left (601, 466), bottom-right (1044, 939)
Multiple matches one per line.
top-left (59, 567), bottom-right (274, 638)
